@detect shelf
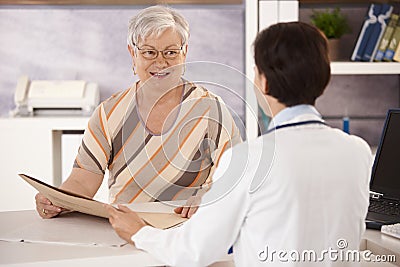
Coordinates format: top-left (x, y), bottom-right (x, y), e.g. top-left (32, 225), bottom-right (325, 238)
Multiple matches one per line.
top-left (300, 0), bottom-right (400, 3)
top-left (322, 115), bottom-right (386, 120)
top-left (330, 62), bottom-right (400, 75)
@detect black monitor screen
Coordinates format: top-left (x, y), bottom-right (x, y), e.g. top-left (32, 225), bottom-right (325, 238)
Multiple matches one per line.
top-left (371, 110), bottom-right (400, 199)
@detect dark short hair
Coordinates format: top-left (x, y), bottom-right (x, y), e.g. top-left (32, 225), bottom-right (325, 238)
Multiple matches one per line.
top-left (254, 22), bottom-right (331, 106)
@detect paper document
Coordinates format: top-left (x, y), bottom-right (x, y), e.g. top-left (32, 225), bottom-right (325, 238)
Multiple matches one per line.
top-left (19, 174), bottom-right (188, 229)
top-left (127, 200), bottom-right (186, 213)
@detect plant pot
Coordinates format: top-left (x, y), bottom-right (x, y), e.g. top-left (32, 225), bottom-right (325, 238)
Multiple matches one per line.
top-left (327, 38), bottom-right (340, 61)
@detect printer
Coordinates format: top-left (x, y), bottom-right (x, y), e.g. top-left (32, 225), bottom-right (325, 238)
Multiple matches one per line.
top-left (11, 76), bottom-right (100, 116)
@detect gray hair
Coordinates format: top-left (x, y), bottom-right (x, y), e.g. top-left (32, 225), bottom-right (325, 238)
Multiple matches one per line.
top-left (127, 5), bottom-right (190, 47)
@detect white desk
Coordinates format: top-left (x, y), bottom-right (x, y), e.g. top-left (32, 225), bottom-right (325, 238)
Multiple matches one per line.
top-left (361, 230), bottom-right (400, 266)
top-left (1, 211), bottom-right (399, 267)
top-left (0, 210), bottom-right (233, 267)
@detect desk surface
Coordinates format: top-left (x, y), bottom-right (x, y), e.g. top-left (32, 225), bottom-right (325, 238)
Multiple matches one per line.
top-left (0, 210), bottom-right (163, 266)
top-left (0, 210), bottom-right (233, 267)
top-left (1, 210), bottom-right (399, 267)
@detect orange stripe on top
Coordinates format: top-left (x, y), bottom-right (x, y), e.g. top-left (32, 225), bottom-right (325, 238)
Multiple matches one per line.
top-left (114, 97), bottom-right (206, 202)
top-left (172, 124), bottom-right (232, 201)
top-left (107, 88), bottom-right (131, 120)
top-left (75, 157), bottom-right (84, 169)
top-left (114, 96), bottom-right (206, 202)
top-left (215, 141), bottom-right (229, 168)
top-left (186, 161), bottom-right (205, 188)
top-left (88, 124), bottom-right (109, 162)
top-left (171, 160), bottom-right (204, 201)
top-left (128, 107), bottom-right (210, 203)
top-left (111, 122), bottom-right (141, 167)
top-left (99, 105), bottom-right (107, 142)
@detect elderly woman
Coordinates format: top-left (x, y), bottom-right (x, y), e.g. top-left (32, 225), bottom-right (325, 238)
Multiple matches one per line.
top-left (35, 5), bottom-right (241, 219)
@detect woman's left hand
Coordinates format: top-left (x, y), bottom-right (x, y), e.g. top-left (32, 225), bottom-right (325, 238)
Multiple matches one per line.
top-left (105, 204), bottom-right (146, 244)
top-left (174, 195), bottom-right (202, 218)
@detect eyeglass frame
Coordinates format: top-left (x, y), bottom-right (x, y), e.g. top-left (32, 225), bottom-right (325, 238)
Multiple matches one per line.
top-left (132, 43), bottom-right (185, 60)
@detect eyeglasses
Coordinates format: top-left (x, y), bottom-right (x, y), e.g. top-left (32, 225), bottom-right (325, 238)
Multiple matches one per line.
top-left (133, 43), bottom-right (184, 60)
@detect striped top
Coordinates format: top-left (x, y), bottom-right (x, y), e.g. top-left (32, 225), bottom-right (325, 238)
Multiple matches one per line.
top-left (73, 81), bottom-right (241, 204)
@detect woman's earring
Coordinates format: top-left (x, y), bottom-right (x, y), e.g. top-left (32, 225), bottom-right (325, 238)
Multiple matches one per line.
top-left (132, 66), bottom-right (137, 75)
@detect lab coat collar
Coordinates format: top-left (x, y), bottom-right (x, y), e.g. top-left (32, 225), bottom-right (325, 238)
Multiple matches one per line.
top-left (268, 104), bottom-right (323, 130)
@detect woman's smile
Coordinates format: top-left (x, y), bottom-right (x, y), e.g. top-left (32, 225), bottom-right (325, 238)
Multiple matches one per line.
top-left (149, 70), bottom-right (171, 78)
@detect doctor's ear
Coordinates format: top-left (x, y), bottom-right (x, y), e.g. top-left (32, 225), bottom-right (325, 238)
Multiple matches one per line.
top-left (260, 74), bottom-right (269, 95)
top-left (255, 66), bottom-right (269, 95)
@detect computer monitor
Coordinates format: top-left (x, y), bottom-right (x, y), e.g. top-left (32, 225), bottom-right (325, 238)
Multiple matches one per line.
top-left (370, 109), bottom-right (400, 199)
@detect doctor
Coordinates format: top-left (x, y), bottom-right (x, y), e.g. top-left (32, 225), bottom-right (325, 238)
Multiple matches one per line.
top-left (106, 22), bottom-right (372, 266)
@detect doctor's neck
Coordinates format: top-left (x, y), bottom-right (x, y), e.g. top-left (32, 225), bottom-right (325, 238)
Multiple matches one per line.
top-left (265, 94), bottom-right (287, 118)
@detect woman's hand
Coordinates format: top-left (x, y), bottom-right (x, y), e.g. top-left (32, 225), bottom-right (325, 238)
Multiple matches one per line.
top-left (106, 204), bottom-right (147, 244)
top-left (35, 193), bottom-right (64, 219)
top-left (174, 195), bottom-right (202, 218)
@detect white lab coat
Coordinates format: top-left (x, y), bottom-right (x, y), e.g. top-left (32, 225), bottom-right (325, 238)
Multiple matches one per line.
top-left (132, 111), bottom-right (372, 267)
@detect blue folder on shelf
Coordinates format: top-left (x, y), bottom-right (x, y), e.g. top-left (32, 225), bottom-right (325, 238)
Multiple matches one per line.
top-left (351, 4), bottom-right (382, 61)
top-left (362, 4), bottom-right (393, 61)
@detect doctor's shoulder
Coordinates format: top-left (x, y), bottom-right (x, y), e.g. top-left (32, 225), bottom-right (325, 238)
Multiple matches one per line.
top-left (219, 136), bottom-right (275, 193)
top-left (329, 127), bottom-right (373, 159)
top-left (220, 135), bottom-right (274, 170)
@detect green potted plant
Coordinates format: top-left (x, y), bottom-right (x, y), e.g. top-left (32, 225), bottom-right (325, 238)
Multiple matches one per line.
top-left (311, 8), bottom-right (350, 61)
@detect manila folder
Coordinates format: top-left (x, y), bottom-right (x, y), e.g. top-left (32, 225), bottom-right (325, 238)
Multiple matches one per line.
top-left (19, 174), bottom-right (187, 229)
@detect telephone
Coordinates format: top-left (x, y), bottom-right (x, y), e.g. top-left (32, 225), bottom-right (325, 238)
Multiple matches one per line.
top-left (12, 76), bottom-right (100, 116)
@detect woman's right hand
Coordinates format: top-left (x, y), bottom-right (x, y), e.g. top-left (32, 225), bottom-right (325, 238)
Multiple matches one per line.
top-left (35, 193), bottom-right (64, 219)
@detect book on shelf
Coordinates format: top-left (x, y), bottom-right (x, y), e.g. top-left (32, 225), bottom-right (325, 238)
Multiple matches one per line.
top-left (362, 4), bottom-right (393, 62)
top-left (351, 3), bottom-right (382, 61)
top-left (383, 19), bottom-right (400, 61)
top-left (374, 13), bottom-right (399, 61)
top-left (392, 36), bottom-right (400, 61)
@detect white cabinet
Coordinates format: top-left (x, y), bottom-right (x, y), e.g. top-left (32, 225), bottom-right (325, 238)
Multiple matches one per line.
top-left (0, 117), bottom-right (108, 212)
top-left (246, 0), bottom-right (299, 140)
top-left (61, 133), bottom-right (84, 181)
top-left (258, 0), bottom-right (299, 29)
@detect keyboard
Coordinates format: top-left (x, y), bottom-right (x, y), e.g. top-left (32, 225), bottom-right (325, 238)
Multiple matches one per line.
top-left (369, 198), bottom-right (400, 216)
top-left (381, 223), bottom-right (400, 240)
